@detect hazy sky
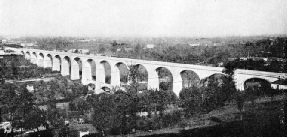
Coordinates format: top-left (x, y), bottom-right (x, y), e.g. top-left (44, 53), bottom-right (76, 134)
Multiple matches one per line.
top-left (0, 0), bottom-right (287, 37)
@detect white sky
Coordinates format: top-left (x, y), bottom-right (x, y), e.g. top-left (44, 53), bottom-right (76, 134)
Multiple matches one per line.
top-left (0, 0), bottom-right (286, 37)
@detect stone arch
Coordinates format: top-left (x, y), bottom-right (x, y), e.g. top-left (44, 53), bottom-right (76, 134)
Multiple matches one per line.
top-left (156, 67), bottom-right (173, 91)
top-left (180, 70), bottom-right (200, 88)
top-left (100, 60), bottom-right (111, 84)
top-left (82, 59), bottom-right (96, 85)
top-left (45, 54), bottom-right (53, 68)
top-left (37, 53), bottom-right (45, 67)
top-left (87, 83), bottom-right (96, 93)
top-left (130, 64), bottom-right (149, 91)
top-left (53, 55), bottom-right (61, 71)
top-left (61, 56), bottom-right (71, 76)
top-left (101, 85), bottom-right (112, 93)
top-left (244, 78), bottom-right (271, 91)
top-left (31, 52), bottom-right (37, 64)
top-left (115, 62), bottom-right (129, 86)
top-left (71, 57), bottom-right (82, 80)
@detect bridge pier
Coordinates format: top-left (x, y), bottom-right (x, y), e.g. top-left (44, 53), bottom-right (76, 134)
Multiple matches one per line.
top-left (37, 53), bottom-right (45, 67)
top-left (31, 54), bottom-right (37, 64)
top-left (61, 56), bottom-right (70, 76)
top-left (81, 59), bottom-right (90, 85)
top-left (111, 62), bottom-right (121, 88)
top-left (95, 61), bottom-right (106, 93)
top-left (24, 52), bottom-right (31, 60)
top-left (71, 59), bottom-right (80, 80)
top-left (146, 66), bottom-right (159, 91)
top-left (52, 56), bottom-right (61, 71)
top-left (170, 69), bottom-right (183, 97)
top-left (44, 55), bottom-right (53, 68)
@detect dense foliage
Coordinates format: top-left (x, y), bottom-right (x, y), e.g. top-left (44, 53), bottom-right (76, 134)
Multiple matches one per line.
top-left (0, 55), bottom-right (59, 80)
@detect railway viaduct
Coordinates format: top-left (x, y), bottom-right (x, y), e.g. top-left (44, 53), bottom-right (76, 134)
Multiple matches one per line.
top-left (15, 48), bottom-right (285, 96)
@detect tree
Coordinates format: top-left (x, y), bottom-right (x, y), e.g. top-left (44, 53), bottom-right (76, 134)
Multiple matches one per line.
top-left (0, 83), bottom-right (19, 133)
top-left (33, 79), bottom-right (67, 129)
top-left (179, 86), bottom-right (202, 117)
top-left (222, 60), bottom-right (238, 76)
top-left (113, 90), bottom-right (134, 134)
top-left (89, 93), bottom-right (119, 136)
top-left (126, 64), bottom-right (140, 132)
top-left (99, 44), bottom-right (106, 53)
top-left (223, 60), bottom-right (244, 115)
top-left (74, 49), bottom-right (79, 53)
top-left (235, 91), bottom-right (244, 120)
top-left (23, 107), bottom-right (47, 131)
top-left (69, 82), bottom-right (88, 99)
top-left (70, 96), bottom-right (91, 115)
top-left (0, 83), bottom-right (35, 135)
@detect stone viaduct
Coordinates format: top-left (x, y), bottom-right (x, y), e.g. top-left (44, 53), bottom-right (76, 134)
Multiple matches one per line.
top-left (15, 48), bottom-right (286, 96)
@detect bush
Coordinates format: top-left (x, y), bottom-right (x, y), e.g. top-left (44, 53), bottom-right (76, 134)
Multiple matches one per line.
top-left (161, 110), bottom-right (182, 128)
top-left (244, 88), bottom-right (259, 104)
top-left (136, 117), bottom-right (152, 131)
top-left (179, 87), bottom-right (202, 116)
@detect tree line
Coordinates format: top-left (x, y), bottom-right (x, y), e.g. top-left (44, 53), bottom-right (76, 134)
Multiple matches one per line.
top-left (0, 55), bottom-right (59, 81)
top-left (24, 36), bottom-right (286, 69)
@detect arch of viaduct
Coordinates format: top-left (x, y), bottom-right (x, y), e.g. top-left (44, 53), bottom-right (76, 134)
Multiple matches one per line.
top-left (17, 48), bottom-right (286, 96)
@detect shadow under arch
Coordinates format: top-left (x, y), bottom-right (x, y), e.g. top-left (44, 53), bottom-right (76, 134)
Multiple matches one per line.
top-left (156, 67), bottom-right (173, 91)
top-left (129, 64), bottom-right (148, 91)
top-left (100, 60), bottom-right (111, 84)
top-left (85, 59), bottom-right (96, 81)
top-left (115, 62), bottom-right (129, 85)
top-left (180, 70), bottom-right (200, 88)
top-left (244, 78), bottom-right (271, 91)
top-left (71, 57), bottom-right (82, 80)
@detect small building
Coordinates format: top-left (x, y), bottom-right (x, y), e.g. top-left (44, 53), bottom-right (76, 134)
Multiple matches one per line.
top-left (79, 39), bottom-right (91, 42)
top-left (20, 43), bottom-right (37, 48)
top-left (146, 44), bottom-right (155, 49)
top-left (188, 43), bottom-right (200, 46)
top-left (271, 79), bottom-right (287, 90)
top-left (1, 39), bottom-right (8, 43)
top-left (79, 49), bottom-right (89, 54)
top-left (0, 49), bottom-right (5, 55)
top-left (26, 84), bottom-right (34, 92)
top-left (213, 43), bottom-right (222, 46)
